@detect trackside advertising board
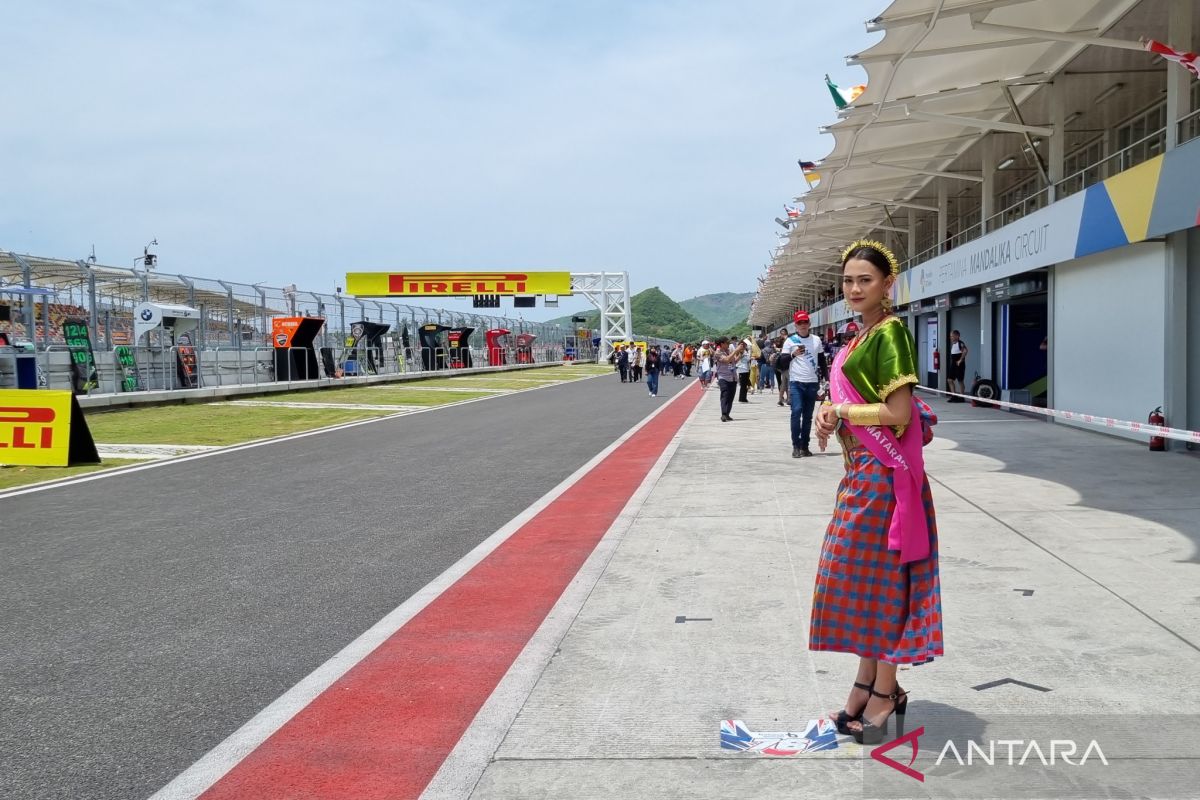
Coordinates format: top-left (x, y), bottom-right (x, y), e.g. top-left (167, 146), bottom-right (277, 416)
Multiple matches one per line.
top-left (346, 272), bottom-right (572, 297)
top-left (0, 389), bottom-right (100, 467)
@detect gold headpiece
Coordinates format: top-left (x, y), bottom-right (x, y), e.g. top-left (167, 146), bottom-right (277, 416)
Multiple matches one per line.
top-left (841, 239), bottom-right (900, 275)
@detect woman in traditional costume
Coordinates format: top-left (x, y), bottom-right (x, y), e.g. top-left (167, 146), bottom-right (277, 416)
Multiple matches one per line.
top-left (811, 240), bottom-right (943, 745)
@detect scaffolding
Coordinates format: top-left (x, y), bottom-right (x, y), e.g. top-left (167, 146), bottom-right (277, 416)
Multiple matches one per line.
top-left (570, 272), bottom-right (633, 363)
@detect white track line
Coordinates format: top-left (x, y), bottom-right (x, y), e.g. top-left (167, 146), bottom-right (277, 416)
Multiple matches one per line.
top-left (148, 383), bottom-right (698, 800)
top-left (0, 373), bottom-right (608, 500)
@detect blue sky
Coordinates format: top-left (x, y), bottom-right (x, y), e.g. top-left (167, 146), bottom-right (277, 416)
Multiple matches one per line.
top-left (2, 1), bottom-right (881, 321)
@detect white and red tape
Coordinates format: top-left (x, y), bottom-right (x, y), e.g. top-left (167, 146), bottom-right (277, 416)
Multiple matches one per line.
top-left (917, 387), bottom-right (1200, 445)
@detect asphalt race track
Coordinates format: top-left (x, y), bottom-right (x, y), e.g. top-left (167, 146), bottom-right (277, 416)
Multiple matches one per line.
top-left (0, 370), bottom-right (685, 800)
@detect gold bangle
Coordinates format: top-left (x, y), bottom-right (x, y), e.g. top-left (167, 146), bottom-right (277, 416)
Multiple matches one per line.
top-left (846, 403), bottom-right (884, 427)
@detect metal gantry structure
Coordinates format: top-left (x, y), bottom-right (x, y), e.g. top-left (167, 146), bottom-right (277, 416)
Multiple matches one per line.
top-left (570, 272), bottom-right (632, 363)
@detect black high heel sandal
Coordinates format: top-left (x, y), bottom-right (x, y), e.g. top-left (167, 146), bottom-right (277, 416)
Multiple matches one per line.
top-left (832, 681), bottom-right (874, 736)
top-left (851, 684), bottom-right (908, 745)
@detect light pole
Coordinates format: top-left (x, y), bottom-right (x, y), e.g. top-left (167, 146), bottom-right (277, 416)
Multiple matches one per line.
top-left (133, 239), bottom-right (158, 270)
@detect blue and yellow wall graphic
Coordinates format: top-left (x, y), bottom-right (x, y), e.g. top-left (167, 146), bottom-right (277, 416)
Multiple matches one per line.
top-left (1076, 136), bottom-right (1200, 258)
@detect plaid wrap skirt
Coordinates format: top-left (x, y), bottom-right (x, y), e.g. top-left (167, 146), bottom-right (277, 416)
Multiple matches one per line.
top-left (808, 445), bottom-right (944, 665)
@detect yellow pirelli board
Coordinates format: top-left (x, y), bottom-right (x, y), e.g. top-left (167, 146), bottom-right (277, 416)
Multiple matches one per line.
top-left (345, 271), bottom-right (572, 297)
top-left (0, 389), bottom-right (100, 467)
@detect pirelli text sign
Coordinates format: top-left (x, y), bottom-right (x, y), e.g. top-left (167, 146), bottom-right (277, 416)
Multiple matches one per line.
top-left (0, 390), bottom-right (101, 467)
top-left (345, 271), bottom-right (572, 297)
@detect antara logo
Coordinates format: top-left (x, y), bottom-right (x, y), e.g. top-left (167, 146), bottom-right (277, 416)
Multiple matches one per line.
top-left (935, 738), bottom-right (1108, 766)
top-left (387, 272), bottom-right (530, 295)
top-left (872, 727), bottom-right (1109, 783)
top-left (872, 726), bottom-right (925, 781)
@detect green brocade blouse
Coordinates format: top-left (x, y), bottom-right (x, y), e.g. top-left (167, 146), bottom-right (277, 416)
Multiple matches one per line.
top-left (841, 317), bottom-right (920, 404)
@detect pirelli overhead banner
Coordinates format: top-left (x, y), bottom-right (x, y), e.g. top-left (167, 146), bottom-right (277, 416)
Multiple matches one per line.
top-left (345, 271), bottom-right (572, 297)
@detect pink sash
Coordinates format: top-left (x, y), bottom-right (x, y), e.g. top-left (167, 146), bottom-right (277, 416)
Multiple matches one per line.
top-left (830, 346), bottom-right (930, 564)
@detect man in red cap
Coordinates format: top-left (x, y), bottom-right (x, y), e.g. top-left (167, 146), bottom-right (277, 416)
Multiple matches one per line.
top-left (782, 310), bottom-right (827, 457)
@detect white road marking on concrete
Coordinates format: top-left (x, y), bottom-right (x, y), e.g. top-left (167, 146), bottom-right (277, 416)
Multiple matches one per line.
top-left (0, 373), bottom-right (608, 499)
top-left (97, 443), bottom-right (220, 453)
top-left (147, 381), bottom-right (692, 800)
top-left (95, 444), bottom-right (221, 461)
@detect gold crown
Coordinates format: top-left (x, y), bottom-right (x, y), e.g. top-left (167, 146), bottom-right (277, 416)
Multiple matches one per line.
top-left (841, 239), bottom-right (900, 275)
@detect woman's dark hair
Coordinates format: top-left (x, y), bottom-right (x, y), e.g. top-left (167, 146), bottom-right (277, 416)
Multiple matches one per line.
top-left (842, 245), bottom-right (892, 277)
top-left (715, 336), bottom-right (730, 346)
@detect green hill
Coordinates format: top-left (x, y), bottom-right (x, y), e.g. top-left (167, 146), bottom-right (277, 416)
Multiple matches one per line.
top-left (628, 287), bottom-right (711, 342)
top-left (679, 292), bottom-right (754, 331)
top-left (546, 287), bottom-right (740, 343)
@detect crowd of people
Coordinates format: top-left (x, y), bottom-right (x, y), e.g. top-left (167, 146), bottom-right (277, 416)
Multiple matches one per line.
top-left (606, 324), bottom-right (866, 441)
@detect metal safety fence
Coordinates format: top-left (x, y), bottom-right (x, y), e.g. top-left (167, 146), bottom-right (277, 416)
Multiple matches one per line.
top-left (0, 251), bottom-right (585, 363)
top-left (0, 249), bottom-right (604, 394)
top-left (0, 339), bottom-right (570, 395)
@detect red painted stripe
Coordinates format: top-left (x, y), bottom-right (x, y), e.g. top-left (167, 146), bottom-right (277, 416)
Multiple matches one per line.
top-left (199, 383), bottom-right (702, 800)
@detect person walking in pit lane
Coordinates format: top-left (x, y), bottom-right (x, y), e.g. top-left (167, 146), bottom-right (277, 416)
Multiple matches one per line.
top-left (947, 330), bottom-right (969, 402)
top-left (616, 345), bottom-right (629, 383)
top-left (758, 336), bottom-right (776, 394)
top-left (772, 334), bottom-right (788, 406)
top-left (670, 344), bottom-right (684, 379)
top-left (737, 336), bottom-right (753, 402)
top-left (645, 346), bottom-right (661, 397)
top-left (697, 341), bottom-right (714, 389)
top-left (713, 336), bottom-right (745, 421)
top-left (630, 345), bottom-right (643, 383)
top-left (783, 310), bottom-right (828, 458)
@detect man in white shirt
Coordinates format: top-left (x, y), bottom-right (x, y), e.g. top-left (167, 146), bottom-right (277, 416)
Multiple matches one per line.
top-left (782, 310), bottom-right (827, 458)
top-left (947, 329), bottom-right (969, 402)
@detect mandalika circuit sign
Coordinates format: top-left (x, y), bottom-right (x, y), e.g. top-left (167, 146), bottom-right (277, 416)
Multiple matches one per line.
top-left (345, 271), bottom-right (573, 297)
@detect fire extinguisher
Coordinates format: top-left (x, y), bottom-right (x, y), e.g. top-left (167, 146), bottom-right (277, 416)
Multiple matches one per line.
top-left (1149, 406), bottom-right (1166, 451)
top-left (933, 348), bottom-right (941, 371)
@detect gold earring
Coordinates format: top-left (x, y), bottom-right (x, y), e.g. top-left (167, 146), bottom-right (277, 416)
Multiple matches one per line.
top-left (882, 296), bottom-right (893, 313)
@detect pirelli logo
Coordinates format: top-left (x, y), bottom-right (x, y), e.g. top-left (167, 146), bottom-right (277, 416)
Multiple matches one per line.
top-left (0, 406), bottom-right (56, 450)
top-left (0, 390), bottom-right (100, 467)
top-left (389, 273), bottom-right (530, 295)
top-left (345, 271), bottom-right (572, 298)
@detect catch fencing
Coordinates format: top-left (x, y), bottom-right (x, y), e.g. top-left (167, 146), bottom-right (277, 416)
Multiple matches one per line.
top-left (0, 249), bottom-right (603, 393)
top-left (18, 342), bottom-right (567, 395)
top-left (0, 250), bottom-right (590, 362)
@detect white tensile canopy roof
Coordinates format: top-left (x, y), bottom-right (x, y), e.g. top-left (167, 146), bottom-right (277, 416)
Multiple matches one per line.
top-left (750, 0), bottom-right (1149, 327)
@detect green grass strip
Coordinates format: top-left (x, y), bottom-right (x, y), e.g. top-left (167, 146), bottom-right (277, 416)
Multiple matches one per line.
top-left (85, 405), bottom-right (393, 446)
